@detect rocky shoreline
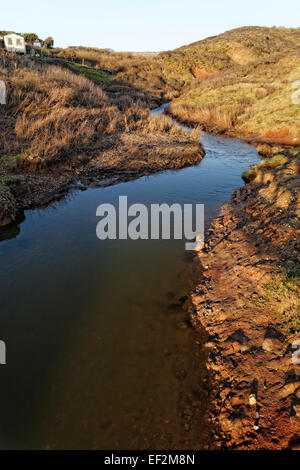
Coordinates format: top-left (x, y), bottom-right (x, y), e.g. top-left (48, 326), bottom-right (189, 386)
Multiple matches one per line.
top-left (190, 147), bottom-right (300, 449)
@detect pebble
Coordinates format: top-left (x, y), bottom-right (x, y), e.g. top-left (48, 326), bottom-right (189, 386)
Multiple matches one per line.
top-left (249, 394), bottom-right (257, 406)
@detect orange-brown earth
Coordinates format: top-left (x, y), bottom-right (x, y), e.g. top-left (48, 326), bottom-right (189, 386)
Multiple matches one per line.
top-left (190, 147), bottom-right (300, 449)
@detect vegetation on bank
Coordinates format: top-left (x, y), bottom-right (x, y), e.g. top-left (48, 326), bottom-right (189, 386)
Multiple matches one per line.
top-left (0, 51), bottom-right (204, 225)
top-left (50, 46), bottom-right (158, 73)
top-left (115, 27), bottom-right (299, 89)
top-left (11, 26), bottom-right (298, 144)
top-left (0, 53), bottom-right (158, 162)
top-left (264, 266), bottom-right (300, 335)
top-left (1, 25), bottom-right (299, 224)
top-left (67, 62), bottom-right (112, 82)
top-left (47, 27), bottom-right (299, 145)
top-left (169, 56), bottom-right (300, 144)
top-left (113, 26), bottom-right (300, 144)
top-left (0, 174), bottom-right (16, 225)
top-left (249, 265), bottom-right (300, 336)
top-left (41, 56), bottom-right (113, 82)
top-left (241, 147), bottom-right (300, 336)
top-left (242, 153), bottom-right (289, 183)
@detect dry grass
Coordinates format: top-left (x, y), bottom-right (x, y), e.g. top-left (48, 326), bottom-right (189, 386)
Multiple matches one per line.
top-left (0, 52), bottom-right (206, 224)
top-left (52, 47), bottom-right (158, 74)
top-left (32, 27), bottom-right (300, 144)
top-left (0, 57), bottom-right (183, 163)
top-left (168, 102), bottom-right (235, 131)
top-left (104, 26), bottom-right (300, 143)
top-left (168, 55), bottom-right (300, 143)
top-left (0, 52), bottom-right (203, 168)
top-left (113, 26), bottom-right (300, 98)
top-left (1, 64), bottom-right (115, 160)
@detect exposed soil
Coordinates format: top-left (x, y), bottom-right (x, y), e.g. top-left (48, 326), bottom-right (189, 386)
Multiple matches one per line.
top-left (190, 147), bottom-right (300, 449)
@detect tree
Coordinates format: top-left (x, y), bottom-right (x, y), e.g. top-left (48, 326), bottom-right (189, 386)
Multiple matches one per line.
top-left (23, 33), bottom-right (39, 45)
top-left (44, 37), bottom-right (54, 49)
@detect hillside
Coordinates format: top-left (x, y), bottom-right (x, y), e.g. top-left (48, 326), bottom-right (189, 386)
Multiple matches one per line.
top-left (169, 54), bottom-right (300, 144)
top-left (114, 26), bottom-right (300, 144)
top-left (115, 26), bottom-right (299, 95)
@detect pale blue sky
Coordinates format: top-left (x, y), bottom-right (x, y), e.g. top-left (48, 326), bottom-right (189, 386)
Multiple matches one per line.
top-left (1, 0), bottom-right (299, 51)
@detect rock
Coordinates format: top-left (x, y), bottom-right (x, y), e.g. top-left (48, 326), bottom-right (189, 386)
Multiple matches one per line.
top-left (249, 394), bottom-right (257, 406)
top-left (280, 383), bottom-right (299, 398)
top-left (264, 326), bottom-right (284, 341)
top-left (262, 339), bottom-right (274, 352)
top-left (292, 404), bottom-right (300, 419)
top-left (226, 329), bottom-right (249, 346)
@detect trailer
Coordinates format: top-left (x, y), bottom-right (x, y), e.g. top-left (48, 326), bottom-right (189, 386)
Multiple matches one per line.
top-left (4, 33), bottom-right (26, 54)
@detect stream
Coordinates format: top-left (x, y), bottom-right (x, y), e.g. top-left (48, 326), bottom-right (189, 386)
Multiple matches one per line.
top-left (0, 106), bottom-right (260, 449)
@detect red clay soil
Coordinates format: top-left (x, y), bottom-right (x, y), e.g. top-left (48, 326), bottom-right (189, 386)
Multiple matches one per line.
top-left (191, 149), bottom-right (300, 449)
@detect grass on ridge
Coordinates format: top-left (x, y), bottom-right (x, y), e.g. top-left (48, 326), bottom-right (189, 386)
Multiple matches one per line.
top-left (67, 62), bottom-right (112, 82)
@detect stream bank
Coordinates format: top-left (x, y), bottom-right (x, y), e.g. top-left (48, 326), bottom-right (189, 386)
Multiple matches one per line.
top-left (0, 131), bottom-right (204, 228)
top-left (0, 123), bottom-right (260, 449)
top-left (191, 147), bottom-right (300, 449)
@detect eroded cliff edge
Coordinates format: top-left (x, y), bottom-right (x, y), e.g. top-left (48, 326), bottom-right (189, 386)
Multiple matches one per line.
top-left (191, 147), bottom-right (300, 449)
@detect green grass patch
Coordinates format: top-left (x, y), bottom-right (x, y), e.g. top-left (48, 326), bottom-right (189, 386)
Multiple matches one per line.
top-left (68, 63), bottom-right (112, 82)
top-left (257, 154), bottom-right (289, 169)
top-left (242, 168), bottom-right (257, 183)
top-left (0, 155), bottom-right (22, 171)
top-left (242, 153), bottom-right (289, 183)
top-left (262, 267), bottom-right (300, 335)
top-left (0, 175), bottom-right (15, 202)
top-left (40, 57), bottom-right (112, 82)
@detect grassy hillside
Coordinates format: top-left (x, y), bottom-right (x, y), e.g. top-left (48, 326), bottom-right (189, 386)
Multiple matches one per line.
top-left (169, 55), bottom-right (300, 144)
top-left (116, 26), bottom-right (300, 97)
top-left (113, 26), bottom-right (300, 143)
top-left (41, 27), bottom-right (300, 143)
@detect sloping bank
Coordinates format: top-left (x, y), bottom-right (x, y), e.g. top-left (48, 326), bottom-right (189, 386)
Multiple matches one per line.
top-left (191, 147), bottom-right (300, 449)
top-left (0, 57), bottom-right (204, 227)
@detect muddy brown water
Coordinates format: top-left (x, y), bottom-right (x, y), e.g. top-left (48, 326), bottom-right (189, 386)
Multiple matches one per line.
top-left (0, 106), bottom-right (260, 449)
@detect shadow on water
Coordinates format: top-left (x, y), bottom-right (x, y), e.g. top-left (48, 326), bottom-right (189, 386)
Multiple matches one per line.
top-left (0, 223), bottom-right (21, 242)
top-left (0, 111), bottom-right (260, 449)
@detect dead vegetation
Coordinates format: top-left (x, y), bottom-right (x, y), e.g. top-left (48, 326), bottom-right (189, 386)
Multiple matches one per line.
top-left (169, 55), bottom-right (300, 144)
top-left (0, 53), bottom-right (200, 163)
top-left (114, 26), bottom-right (300, 96)
top-left (0, 52), bottom-right (204, 225)
top-left (51, 46), bottom-right (158, 74)
top-left (19, 26), bottom-right (299, 144)
top-left (106, 26), bottom-right (300, 144)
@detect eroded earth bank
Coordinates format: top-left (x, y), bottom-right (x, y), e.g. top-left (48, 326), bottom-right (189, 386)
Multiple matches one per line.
top-left (191, 146), bottom-right (300, 449)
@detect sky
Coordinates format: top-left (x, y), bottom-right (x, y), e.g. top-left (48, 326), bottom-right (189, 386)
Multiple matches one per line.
top-left (1, 0), bottom-right (299, 51)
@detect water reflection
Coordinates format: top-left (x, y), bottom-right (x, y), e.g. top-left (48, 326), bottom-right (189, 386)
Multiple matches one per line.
top-left (0, 130), bottom-right (260, 449)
